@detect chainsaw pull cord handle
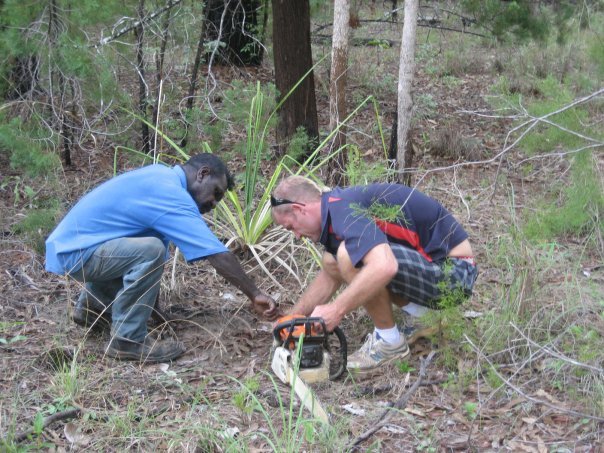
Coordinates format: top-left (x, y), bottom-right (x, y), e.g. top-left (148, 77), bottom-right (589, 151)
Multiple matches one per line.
top-left (329, 326), bottom-right (347, 381)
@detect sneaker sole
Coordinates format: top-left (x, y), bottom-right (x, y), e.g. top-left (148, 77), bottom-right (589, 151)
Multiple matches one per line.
top-left (347, 346), bottom-right (411, 378)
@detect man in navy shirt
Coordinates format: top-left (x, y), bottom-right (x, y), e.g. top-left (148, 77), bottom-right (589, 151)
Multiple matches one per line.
top-left (46, 154), bottom-right (278, 363)
top-left (271, 175), bottom-right (477, 377)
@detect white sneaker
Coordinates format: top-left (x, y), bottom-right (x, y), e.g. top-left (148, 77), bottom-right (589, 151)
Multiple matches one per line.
top-left (347, 331), bottom-right (410, 378)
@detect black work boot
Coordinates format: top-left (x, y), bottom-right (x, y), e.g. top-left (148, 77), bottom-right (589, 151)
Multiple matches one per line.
top-left (105, 336), bottom-right (185, 363)
top-left (72, 295), bottom-right (112, 330)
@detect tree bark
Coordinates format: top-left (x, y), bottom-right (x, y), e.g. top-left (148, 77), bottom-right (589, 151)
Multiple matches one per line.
top-left (328, 0), bottom-right (350, 186)
top-left (135, 0), bottom-right (150, 154)
top-left (49, 0), bottom-right (71, 166)
top-left (152, 0), bottom-right (174, 139)
top-left (271, 0), bottom-right (319, 157)
top-left (181, 9), bottom-right (207, 148)
top-left (396, 0), bottom-right (418, 184)
top-left (205, 0), bottom-right (263, 66)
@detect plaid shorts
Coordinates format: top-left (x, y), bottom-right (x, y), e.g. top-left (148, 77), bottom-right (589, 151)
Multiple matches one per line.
top-left (387, 244), bottom-right (478, 309)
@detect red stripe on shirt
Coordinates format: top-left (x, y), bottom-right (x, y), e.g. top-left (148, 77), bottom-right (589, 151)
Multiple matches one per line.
top-left (374, 219), bottom-right (432, 262)
top-left (328, 196), bottom-right (342, 203)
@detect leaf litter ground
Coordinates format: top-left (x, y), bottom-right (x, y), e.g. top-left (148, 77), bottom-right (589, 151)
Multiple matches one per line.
top-left (1, 44), bottom-right (603, 453)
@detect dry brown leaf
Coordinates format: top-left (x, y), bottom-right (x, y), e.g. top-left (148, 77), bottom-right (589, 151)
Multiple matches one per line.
top-left (534, 389), bottom-right (562, 404)
top-left (64, 422), bottom-right (90, 447)
top-left (442, 435), bottom-right (469, 449)
top-left (404, 406), bottom-right (426, 417)
top-left (536, 436), bottom-right (547, 453)
top-left (507, 440), bottom-right (538, 452)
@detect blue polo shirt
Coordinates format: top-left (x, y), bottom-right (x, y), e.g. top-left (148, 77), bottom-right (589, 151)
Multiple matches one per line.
top-left (45, 164), bottom-right (229, 274)
top-left (319, 184), bottom-right (468, 266)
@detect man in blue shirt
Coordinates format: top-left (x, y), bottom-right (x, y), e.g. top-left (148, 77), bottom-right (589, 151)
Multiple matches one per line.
top-left (271, 176), bottom-right (477, 377)
top-left (46, 154), bottom-right (278, 363)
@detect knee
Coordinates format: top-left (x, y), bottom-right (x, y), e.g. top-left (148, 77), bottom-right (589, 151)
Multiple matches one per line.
top-left (335, 244), bottom-right (357, 283)
top-left (322, 252), bottom-right (343, 281)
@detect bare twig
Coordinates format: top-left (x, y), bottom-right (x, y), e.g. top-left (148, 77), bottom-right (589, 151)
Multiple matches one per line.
top-left (97, 0), bottom-right (184, 47)
top-left (464, 334), bottom-right (604, 423)
top-left (510, 322), bottom-right (604, 374)
top-left (348, 351), bottom-right (436, 450)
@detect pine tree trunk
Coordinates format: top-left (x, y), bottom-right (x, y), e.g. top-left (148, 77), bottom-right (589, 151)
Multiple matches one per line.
top-left (396, 0), bottom-right (418, 184)
top-left (152, 0), bottom-right (173, 133)
top-left (135, 0), bottom-right (150, 154)
top-left (205, 0), bottom-right (263, 66)
top-left (49, 0), bottom-right (71, 166)
top-left (271, 0), bottom-right (319, 157)
top-left (181, 12), bottom-right (207, 148)
top-left (328, 0), bottom-right (350, 186)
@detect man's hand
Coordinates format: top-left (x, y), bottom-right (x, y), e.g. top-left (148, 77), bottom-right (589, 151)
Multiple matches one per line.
top-left (251, 293), bottom-right (280, 321)
top-left (310, 303), bottom-right (344, 332)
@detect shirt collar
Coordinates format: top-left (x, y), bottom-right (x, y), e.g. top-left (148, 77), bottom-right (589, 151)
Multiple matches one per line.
top-left (319, 191), bottom-right (332, 245)
top-left (173, 165), bottom-right (187, 190)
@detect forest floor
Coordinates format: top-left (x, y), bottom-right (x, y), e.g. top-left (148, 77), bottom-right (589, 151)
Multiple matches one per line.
top-left (2, 16), bottom-right (604, 453)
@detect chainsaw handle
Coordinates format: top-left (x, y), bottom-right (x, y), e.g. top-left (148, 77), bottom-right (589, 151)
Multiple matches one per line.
top-left (273, 316), bottom-right (327, 343)
top-left (272, 316), bottom-right (347, 381)
top-left (329, 326), bottom-right (347, 381)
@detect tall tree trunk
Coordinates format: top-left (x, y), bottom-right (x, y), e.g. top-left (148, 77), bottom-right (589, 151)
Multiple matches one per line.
top-left (135, 0), bottom-right (150, 154)
top-left (396, 0), bottom-right (418, 185)
top-left (152, 0), bottom-right (173, 133)
top-left (49, 0), bottom-right (71, 166)
top-left (271, 0), bottom-right (318, 157)
top-left (205, 0), bottom-right (263, 66)
top-left (181, 11), bottom-right (207, 148)
top-left (328, 0), bottom-right (350, 186)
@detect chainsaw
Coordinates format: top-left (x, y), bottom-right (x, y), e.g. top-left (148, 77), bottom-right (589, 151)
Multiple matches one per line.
top-left (271, 315), bottom-right (347, 424)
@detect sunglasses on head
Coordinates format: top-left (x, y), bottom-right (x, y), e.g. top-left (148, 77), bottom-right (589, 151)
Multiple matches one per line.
top-left (270, 195), bottom-right (306, 207)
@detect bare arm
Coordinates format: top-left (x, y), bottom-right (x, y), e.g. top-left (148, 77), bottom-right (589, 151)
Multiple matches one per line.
top-left (311, 243), bottom-right (398, 331)
top-left (207, 252), bottom-right (278, 319)
top-left (287, 267), bottom-right (343, 316)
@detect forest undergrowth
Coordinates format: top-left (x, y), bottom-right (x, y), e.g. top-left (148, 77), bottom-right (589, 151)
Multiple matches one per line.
top-left (1, 2), bottom-right (603, 451)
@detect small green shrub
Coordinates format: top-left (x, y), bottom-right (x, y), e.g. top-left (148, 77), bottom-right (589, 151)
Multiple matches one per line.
top-left (13, 208), bottom-right (60, 254)
top-left (0, 117), bottom-right (61, 177)
top-left (285, 126), bottom-right (313, 163)
top-left (344, 145), bottom-right (393, 185)
top-left (524, 150), bottom-right (603, 241)
top-left (414, 93), bottom-right (438, 120)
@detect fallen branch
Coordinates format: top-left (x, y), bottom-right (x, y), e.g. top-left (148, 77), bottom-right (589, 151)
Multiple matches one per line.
top-left (11, 408), bottom-right (81, 443)
top-left (348, 351), bottom-right (436, 450)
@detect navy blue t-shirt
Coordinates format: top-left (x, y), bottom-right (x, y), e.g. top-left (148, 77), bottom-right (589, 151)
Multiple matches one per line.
top-left (319, 184), bottom-right (468, 266)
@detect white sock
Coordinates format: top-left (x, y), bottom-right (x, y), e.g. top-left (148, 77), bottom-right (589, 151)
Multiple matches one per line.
top-left (402, 302), bottom-right (430, 317)
top-left (374, 325), bottom-right (401, 344)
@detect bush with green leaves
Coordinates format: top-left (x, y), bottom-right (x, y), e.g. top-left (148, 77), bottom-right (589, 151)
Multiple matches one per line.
top-left (461, 0), bottom-right (550, 41)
